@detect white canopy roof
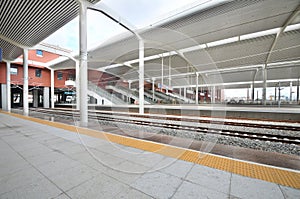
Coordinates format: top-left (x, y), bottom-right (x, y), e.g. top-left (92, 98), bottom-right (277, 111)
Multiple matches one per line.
top-left (1, 0), bottom-right (299, 89)
top-left (0, 0), bottom-right (100, 61)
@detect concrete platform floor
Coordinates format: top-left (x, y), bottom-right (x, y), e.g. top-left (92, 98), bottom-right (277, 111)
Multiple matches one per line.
top-left (0, 112), bottom-right (299, 199)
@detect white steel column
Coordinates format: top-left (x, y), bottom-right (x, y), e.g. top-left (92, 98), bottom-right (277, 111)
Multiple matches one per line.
top-left (43, 87), bottom-right (50, 108)
top-left (290, 81), bottom-right (293, 104)
top-left (262, 66), bottom-right (267, 105)
top-left (278, 81), bottom-right (281, 107)
top-left (161, 56), bottom-right (164, 91)
top-left (79, 2), bottom-right (88, 126)
top-left (139, 40), bottom-right (144, 114)
top-left (297, 78), bottom-right (299, 103)
top-left (252, 68), bottom-right (258, 102)
top-left (184, 87), bottom-right (186, 99)
top-left (152, 78), bottom-right (155, 100)
top-left (1, 85), bottom-right (7, 110)
top-left (195, 73), bottom-right (199, 104)
top-left (212, 86), bottom-right (216, 104)
top-left (23, 48), bottom-right (29, 116)
top-left (168, 55), bottom-right (171, 88)
top-left (50, 69), bottom-right (55, 108)
top-left (6, 61), bottom-right (11, 112)
top-left (250, 84), bottom-right (253, 101)
top-left (75, 60), bottom-right (80, 110)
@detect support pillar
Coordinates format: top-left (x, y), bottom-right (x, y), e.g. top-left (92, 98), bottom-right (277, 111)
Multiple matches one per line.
top-left (246, 87), bottom-right (249, 101)
top-left (161, 56), bottom-right (164, 92)
top-left (252, 68), bottom-right (258, 102)
top-left (1, 84), bottom-right (7, 110)
top-left (51, 69), bottom-right (55, 108)
top-left (23, 48), bottom-right (29, 116)
top-left (33, 89), bottom-right (38, 108)
top-left (251, 82), bottom-right (255, 102)
top-left (75, 61), bottom-right (80, 110)
top-left (6, 62), bottom-right (11, 112)
top-left (278, 82), bottom-right (281, 107)
top-left (43, 87), bottom-right (49, 108)
top-left (139, 40), bottom-right (144, 114)
top-left (297, 78), bottom-right (299, 103)
top-left (274, 86), bottom-right (277, 102)
top-left (168, 55), bottom-right (171, 89)
top-left (262, 66), bottom-right (267, 105)
top-left (184, 87), bottom-right (186, 99)
top-left (195, 73), bottom-right (199, 104)
top-left (152, 78), bottom-right (155, 101)
top-left (211, 86), bottom-right (216, 104)
top-left (79, 2), bottom-right (88, 126)
top-left (289, 81), bottom-right (293, 104)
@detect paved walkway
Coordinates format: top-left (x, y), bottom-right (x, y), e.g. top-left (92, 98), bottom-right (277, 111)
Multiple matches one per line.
top-left (0, 113), bottom-right (299, 199)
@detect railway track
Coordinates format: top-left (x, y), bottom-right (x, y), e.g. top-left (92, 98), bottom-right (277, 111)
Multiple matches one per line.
top-left (29, 108), bottom-right (300, 145)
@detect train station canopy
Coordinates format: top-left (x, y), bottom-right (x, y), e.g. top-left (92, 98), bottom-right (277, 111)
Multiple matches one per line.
top-left (1, 0), bottom-right (300, 89)
top-left (52, 0), bottom-right (300, 89)
top-left (0, 0), bottom-right (100, 61)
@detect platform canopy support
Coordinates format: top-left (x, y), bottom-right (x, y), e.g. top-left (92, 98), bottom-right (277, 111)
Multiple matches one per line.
top-left (75, 60), bottom-right (80, 110)
top-left (289, 81), bottom-right (293, 104)
top-left (6, 61), bottom-right (11, 112)
top-left (50, 69), bottom-right (55, 109)
top-left (262, 65), bottom-right (267, 105)
top-left (161, 56), bottom-right (164, 92)
top-left (195, 73), bottom-right (199, 104)
top-left (139, 40), bottom-right (145, 114)
top-left (79, 2), bottom-right (88, 127)
top-left (152, 78), bottom-right (155, 101)
top-left (297, 78), bottom-right (299, 103)
top-left (23, 48), bottom-right (29, 116)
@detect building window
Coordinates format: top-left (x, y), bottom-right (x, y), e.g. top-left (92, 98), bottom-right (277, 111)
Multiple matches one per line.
top-left (57, 72), bottom-right (63, 80)
top-left (10, 67), bottom-right (18, 75)
top-left (68, 73), bottom-right (75, 80)
top-left (35, 69), bottom-right (42, 77)
top-left (36, 49), bottom-right (43, 57)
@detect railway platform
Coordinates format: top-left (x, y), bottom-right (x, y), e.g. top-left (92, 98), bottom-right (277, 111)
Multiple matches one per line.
top-left (0, 111), bottom-right (299, 198)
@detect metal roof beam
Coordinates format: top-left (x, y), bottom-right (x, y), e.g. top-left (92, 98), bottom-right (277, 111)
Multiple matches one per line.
top-left (128, 59), bottom-right (300, 83)
top-left (265, 4), bottom-right (300, 64)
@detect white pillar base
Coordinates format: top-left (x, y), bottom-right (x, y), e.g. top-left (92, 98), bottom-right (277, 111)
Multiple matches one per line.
top-left (1, 84), bottom-right (7, 110)
top-left (43, 87), bottom-right (50, 108)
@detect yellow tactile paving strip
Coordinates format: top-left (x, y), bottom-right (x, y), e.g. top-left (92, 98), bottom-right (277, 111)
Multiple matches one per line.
top-left (1, 110), bottom-right (300, 189)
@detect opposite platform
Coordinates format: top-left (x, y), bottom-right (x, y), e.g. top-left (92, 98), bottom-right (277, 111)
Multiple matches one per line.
top-left (0, 111), bottom-right (299, 198)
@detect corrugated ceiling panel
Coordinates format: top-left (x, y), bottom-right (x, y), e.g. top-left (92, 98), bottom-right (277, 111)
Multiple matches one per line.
top-left (269, 30), bottom-right (300, 63)
top-left (0, 0), bottom-right (100, 60)
top-left (0, 40), bottom-right (23, 60)
top-left (267, 65), bottom-right (300, 80)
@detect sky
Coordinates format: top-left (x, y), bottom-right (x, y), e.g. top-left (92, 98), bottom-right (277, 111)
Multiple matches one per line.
top-left (43, 0), bottom-right (199, 53)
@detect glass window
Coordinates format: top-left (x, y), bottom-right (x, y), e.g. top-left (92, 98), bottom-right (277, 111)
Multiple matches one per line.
top-left (57, 72), bottom-right (63, 80)
top-left (10, 67), bottom-right (18, 75)
top-left (35, 69), bottom-right (42, 77)
top-left (68, 73), bottom-right (75, 80)
top-left (36, 49), bottom-right (43, 57)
